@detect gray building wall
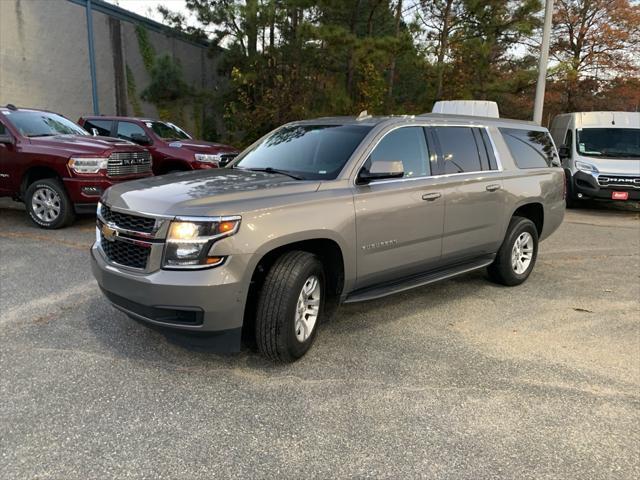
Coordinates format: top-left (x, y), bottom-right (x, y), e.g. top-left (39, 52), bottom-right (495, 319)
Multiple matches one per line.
top-left (0, 0), bottom-right (222, 135)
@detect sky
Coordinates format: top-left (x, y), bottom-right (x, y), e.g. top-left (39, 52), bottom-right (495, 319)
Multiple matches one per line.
top-left (104, 0), bottom-right (199, 28)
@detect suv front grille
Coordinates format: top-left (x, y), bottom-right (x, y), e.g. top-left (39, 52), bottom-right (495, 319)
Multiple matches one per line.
top-left (100, 204), bottom-right (156, 233)
top-left (107, 151), bottom-right (152, 177)
top-left (598, 175), bottom-right (640, 189)
top-left (100, 234), bottom-right (151, 269)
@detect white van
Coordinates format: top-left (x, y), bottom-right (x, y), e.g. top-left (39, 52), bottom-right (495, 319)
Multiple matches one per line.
top-left (550, 112), bottom-right (640, 205)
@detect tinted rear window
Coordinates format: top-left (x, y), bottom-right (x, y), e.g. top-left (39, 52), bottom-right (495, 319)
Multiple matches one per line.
top-left (433, 126), bottom-right (482, 174)
top-left (500, 128), bottom-right (556, 168)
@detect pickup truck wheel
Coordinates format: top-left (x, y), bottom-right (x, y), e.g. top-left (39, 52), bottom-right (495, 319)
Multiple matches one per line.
top-left (255, 251), bottom-right (325, 362)
top-left (25, 178), bottom-right (75, 229)
top-left (487, 216), bottom-right (538, 286)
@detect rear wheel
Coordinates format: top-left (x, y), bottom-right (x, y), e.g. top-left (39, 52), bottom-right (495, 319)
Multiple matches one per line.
top-left (255, 251), bottom-right (325, 362)
top-left (25, 178), bottom-right (75, 229)
top-left (488, 216), bottom-right (538, 286)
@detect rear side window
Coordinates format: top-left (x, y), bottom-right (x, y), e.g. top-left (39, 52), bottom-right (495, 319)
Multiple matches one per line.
top-left (0, 121), bottom-right (6, 134)
top-left (433, 126), bottom-right (482, 174)
top-left (500, 128), bottom-right (556, 168)
top-left (84, 119), bottom-right (112, 136)
top-left (365, 127), bottom-right (430, 178)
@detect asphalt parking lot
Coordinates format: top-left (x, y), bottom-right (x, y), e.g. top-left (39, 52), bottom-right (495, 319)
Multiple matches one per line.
top-left (1, 198), bottom-right (639, 479)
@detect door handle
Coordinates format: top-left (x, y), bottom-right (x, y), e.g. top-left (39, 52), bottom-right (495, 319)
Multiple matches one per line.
top-left (486, 184), bottom-right (501, 192)
top-left (422, 192), bottom-right (442, 201)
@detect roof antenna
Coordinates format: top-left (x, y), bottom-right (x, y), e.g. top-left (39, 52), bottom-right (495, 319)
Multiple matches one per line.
top-left (611, 112), bottom-right (616, 125)
top-left (356, 110), bottom-right (371, 121)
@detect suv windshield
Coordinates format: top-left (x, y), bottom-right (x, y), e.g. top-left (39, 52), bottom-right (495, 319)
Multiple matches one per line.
top-left (3, 111), bottom-right (87, 137)
top-left (577, 128), bottom-right (640, 159)
top-left (148, 121), bottom-right (190, 140)
top-left (234, 124), bottom-right (372, 180)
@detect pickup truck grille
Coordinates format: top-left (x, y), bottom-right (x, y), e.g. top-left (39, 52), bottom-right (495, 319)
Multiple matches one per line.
top-left (100, 233), bottom-right (151, 269)
top-left (597, 175), bottom-right (640, 189)
top-left (107, 151), bottom-right (152, 177)
top-left (100, 204), bottom-right (156, 233)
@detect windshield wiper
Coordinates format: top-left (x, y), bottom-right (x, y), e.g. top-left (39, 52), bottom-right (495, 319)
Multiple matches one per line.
top-left (28, 133), bottom-right (57, 137)
top-left (242, 167), bottom-right (304, 180)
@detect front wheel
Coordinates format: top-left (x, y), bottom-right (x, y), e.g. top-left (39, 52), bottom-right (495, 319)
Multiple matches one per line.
top-left (25, 178), bottom-right (75, 229)
top-left (255, 251), bottom-right (325, 362)
top-left (487, 216), bottom-right (539, 286)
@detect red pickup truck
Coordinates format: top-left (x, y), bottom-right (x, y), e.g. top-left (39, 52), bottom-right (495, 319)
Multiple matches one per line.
top-left (0, 105), bottom-right (152, 229)
top-left (78, 116), bottom-right (239, 174)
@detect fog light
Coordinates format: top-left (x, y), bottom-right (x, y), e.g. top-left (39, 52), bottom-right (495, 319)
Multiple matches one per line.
top-left (81, 186), bottom-right (103, 196)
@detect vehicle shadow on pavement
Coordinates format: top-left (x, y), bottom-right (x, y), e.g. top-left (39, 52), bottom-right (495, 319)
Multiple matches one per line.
top-left (82, 269), bottom-right (494, 369)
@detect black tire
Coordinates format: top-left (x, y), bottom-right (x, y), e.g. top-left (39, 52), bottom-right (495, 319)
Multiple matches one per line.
top-left (255, 251), bottom-right (325, 362)
top-left (487, 216), bottom-right (539, 286)
top-left (25, 178), bottom-right (75, 229)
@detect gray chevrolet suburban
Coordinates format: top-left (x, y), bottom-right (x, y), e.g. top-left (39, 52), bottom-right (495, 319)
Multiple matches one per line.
top-left (91, 114), bottom-right (565, 362)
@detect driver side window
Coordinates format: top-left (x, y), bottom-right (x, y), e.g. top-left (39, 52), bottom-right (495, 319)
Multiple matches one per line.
top-left (363, 127), bottom-right (430, 179)
top-left (117, 122), bottom-right (150, 145)
top-left (564, 129), bottom-right (573, 156)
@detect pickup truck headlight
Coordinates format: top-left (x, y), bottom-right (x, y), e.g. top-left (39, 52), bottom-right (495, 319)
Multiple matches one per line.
top-left (194, 153), bottom-right (222, 165)
top-left (575, 161), bottom-right (598, 174)
top-left (163, 217), bottom-right (240, 269)
top-left (68, 156), bottom-right (109, 174)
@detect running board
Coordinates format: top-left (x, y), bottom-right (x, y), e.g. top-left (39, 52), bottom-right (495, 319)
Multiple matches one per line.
top-left (343, 255), bottom-right (495, 304)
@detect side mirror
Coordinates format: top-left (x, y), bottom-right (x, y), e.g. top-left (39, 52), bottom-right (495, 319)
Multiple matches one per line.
top-left (558, 145), bottom-right (570, 159)
top-left (0, 133), bottom-right (15, 145)
top-left (357, 160), bottom-right (404, 184)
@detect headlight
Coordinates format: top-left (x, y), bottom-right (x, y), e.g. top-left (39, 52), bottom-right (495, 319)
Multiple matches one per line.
top-left (575, 161), bottom-right (598, 174)
top-left (163, 217), bottom-right (240, 269)
top-left (68, 156), bottom-right (109, 174)
top-left (194, 153), bottom-right (222, 165)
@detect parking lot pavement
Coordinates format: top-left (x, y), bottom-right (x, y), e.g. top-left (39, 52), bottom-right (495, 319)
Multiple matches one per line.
top-left (1, 198), bottom-right (639, 480)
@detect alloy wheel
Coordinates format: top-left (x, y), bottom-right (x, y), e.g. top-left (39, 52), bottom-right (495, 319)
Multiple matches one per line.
top-left (294, 275), bottom-right (321, 342)
top-left (31, 187), bottom-right (61, 223)
top-left (511, 232), bottom-right (534, 274)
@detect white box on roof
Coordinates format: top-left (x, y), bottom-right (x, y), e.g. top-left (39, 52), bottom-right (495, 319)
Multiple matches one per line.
top-left (432, 100), bottom-right (500, 118)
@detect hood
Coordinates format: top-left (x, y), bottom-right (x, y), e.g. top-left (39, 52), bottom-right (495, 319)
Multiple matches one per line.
top-left (577, 155), bottom-right (640, 175)
top-left (165, 139), bottom-right (239, 154)
top-left (103, 168), bottom-right (321, 217)
top-left (29, 135), bottom-right (143, 156)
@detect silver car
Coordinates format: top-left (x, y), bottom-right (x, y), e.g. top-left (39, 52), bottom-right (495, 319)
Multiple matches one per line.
top-left (91, 114), bottom-right (565, 362)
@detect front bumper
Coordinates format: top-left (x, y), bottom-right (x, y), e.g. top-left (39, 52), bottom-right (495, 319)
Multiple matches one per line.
top-left (64, 174), bottom-right (152, 205)
top-left (91, 243), bottom-right (252, 349)
top-left (571, 171), bottom-right (640, 201)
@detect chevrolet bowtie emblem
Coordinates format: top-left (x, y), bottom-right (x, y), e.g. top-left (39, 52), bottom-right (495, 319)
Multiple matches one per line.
top-left (101, 224), bottom-right (118, 242)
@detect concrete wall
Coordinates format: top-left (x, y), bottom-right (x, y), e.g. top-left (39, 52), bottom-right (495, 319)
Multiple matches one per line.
top-left (0, 0), bottom-right (221, 134)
